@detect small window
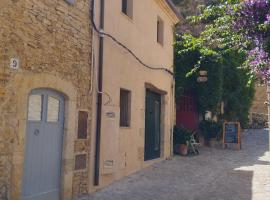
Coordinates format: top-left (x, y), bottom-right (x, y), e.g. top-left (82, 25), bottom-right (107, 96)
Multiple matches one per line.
top-left (28, 95), bottom-right (43, 121)
top-left (120, 89), bottom-right (131, 127)
top-left (157, 17), bottom-right (164, 45)
top-left (47, 96), bottom-right (60, 122)
top-left (122, 0), bottom-right (133, 19)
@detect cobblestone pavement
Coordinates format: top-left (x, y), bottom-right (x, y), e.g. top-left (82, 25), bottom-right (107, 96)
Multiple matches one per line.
top-left (80, 129), bottom-right (270, 200)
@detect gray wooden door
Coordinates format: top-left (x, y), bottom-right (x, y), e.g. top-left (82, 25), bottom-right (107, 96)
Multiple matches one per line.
top-left (22, 89), bottom-right (65, 200)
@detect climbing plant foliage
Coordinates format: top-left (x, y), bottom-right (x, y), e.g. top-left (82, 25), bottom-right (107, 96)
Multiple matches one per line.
top-left (174, 0), bottom-right (257, 127)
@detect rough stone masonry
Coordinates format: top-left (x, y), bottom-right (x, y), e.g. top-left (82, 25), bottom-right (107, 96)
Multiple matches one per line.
top-left (0, 0), bottom-right (93, 199)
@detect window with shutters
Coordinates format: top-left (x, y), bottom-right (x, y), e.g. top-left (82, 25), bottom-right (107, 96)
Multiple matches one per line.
top-left (120, 89), bottom-right (131, 127)
top-left (122, 0), bottom-right (133, 19)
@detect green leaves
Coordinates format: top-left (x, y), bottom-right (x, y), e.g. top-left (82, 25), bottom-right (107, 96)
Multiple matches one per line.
top-left (174, 0), bottom-right (255, 127)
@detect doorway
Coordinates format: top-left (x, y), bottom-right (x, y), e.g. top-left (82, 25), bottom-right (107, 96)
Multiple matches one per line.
top-left (176, 90), bottom-right (199, 130)
top-left (144, 89), bottom-right (161, 161)
top-left (22, 89), bottom-right (65, 200)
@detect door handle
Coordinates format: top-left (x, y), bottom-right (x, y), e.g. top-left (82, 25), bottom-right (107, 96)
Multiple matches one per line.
top-left (34, 129), bottom-right (40, 136)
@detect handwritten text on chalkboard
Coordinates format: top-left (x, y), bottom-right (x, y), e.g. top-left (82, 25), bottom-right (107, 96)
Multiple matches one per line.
top-left (224, 123), bottom-right (238, 143)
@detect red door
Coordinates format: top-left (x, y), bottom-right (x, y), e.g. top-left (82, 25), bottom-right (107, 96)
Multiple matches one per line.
top-left (176, 90), bottom-right (199, 130)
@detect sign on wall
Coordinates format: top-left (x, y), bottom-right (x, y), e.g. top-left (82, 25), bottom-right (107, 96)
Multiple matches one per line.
top-left (10, 58), bottom-right (19, 70)
top-left (223, 122), bottom-right (241, 150)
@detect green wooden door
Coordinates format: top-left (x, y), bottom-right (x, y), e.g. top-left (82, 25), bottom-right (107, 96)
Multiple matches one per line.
top-left (144, 89), bottom-right (161, 161)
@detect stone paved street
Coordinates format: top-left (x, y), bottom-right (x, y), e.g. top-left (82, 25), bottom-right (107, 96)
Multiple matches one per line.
top-left (80, 129), bottom-right (270, 200)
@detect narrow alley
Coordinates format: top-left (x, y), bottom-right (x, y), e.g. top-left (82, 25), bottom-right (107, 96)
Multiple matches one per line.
top-left (81, 129), bottom-right (270, 200)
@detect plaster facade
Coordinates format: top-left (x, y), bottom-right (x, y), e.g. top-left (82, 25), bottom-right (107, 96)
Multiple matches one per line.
top-left (91, 0), bottom-right (179, 190)
top-left (0, 0), bottom-right (92, 199)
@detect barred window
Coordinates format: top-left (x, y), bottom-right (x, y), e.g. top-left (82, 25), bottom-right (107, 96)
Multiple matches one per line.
top-left (120, 89), bottom-right (131, 127)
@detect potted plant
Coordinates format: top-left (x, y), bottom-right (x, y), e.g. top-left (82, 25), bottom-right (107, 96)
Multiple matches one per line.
top-left (173, 126), bottom-right (191, 155)
top-left (199, 120), bottom-right (222, 146)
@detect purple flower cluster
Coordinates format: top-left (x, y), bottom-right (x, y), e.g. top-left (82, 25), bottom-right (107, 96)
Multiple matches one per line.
top-left (267, 13), bottom-right (270, 23)
top-left (247, 47), bottom-right (270, 79)
top-left (258, 68), bottom-right (270, 80)
top-left (234, 0), bottom-right (270, 80)
top-left (248, 47), bottom-right (268, 66)
top-left (234, 0), bottom-right (270, 41)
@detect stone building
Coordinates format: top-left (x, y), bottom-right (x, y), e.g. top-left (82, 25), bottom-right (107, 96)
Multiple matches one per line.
top-left (90, 0), bottom-right (180, 190)
top-left (249, 85), bottom-right (268, 128)
top-left (0, 0), bottom-right (93, 199)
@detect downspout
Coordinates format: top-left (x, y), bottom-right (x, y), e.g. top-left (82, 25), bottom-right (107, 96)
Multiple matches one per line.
top-left (94, 0), bottom-right (105, 186)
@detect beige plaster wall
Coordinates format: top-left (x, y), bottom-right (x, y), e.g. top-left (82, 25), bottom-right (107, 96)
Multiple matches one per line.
top-left (91, 0), bottom-right (177, 190)
top-left (0, 0), bottom-right (93, 199)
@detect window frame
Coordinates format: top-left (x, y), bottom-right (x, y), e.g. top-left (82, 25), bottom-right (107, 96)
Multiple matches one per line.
top-left (121, 0), bottom-right (133, 19)
top-left (157, 16), bottom-right (164, 45)
top-left (27, 94), bottom-right (43, 122)
top-left (46, 96), bottom-right (60, 123)
top-left (119, 89), bottom-right (131, 127)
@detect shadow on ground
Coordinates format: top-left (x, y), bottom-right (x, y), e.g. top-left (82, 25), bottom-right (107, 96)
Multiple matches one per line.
top-left (80, 129), bottom-right (270, 200)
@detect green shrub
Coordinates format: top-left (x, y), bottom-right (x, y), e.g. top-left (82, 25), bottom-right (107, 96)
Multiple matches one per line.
top-left (199, 120), bottom-right (222, 141)
top-left (173, 126), bottom-right (193, 145)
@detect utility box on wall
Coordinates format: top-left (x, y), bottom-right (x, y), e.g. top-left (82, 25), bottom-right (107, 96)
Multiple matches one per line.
top-left (100, 107), bottom-right (120, 175)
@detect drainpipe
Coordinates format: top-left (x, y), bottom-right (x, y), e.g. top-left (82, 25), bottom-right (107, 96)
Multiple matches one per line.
top-left (94, 0), bottom-right (105, 186)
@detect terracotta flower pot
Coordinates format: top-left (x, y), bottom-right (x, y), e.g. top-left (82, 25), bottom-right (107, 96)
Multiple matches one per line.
top-left (179, 144), bottom-right (188, 156)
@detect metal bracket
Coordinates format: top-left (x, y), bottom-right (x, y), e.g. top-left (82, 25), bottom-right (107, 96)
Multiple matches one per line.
top-left (99, 29), bottom-right (105, 37)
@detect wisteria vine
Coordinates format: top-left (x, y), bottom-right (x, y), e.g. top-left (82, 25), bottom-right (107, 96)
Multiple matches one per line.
top-left (234, 0), bottom-right (270, 81)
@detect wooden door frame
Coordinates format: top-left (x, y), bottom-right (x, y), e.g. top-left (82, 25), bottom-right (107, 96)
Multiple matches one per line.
top-left (22, 88), bottom-right (65, 200)
top-left (176, 90), bottom-right (199, 130)
top-left (144, 85), bottom-right (166, 161)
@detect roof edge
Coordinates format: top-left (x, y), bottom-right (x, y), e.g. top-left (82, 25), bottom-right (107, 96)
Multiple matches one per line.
top-left (165, 0), bottom-right (182, 22)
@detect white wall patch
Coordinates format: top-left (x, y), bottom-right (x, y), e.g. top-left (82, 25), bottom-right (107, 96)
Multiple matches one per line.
top-left (10, 58), bottom-right (19, 70)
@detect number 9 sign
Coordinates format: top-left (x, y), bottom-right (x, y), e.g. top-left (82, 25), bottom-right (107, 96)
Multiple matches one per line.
top-left (10, 58), bottom-right (19, 70)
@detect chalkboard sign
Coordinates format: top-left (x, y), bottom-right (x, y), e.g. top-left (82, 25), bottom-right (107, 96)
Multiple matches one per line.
top-left (223, 122), bottom-right (241, 150)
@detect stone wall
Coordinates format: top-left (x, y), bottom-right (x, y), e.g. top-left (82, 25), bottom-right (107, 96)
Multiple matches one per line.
top-left (249, 85), bottom-right (268, 129)
top-left (0, 0), bottom-right (92, 199)
top-left (249, 113), bottom-right (268, 129)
